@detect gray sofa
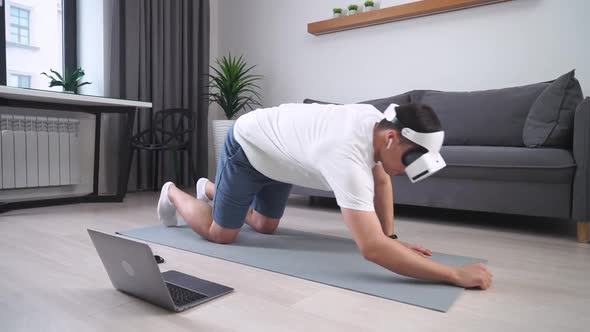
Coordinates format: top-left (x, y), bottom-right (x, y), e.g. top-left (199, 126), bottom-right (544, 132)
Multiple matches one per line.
top-left (292, 70), bottom-right (590, 242)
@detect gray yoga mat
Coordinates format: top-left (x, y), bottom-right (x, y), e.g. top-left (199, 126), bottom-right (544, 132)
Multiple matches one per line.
top-left (119, 225), bottom-right (486, 312)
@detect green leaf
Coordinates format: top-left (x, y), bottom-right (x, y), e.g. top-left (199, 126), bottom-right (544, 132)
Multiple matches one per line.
top-left (76, 81), bottom-right (92, 88)
top-left (206, 53), bottom-right (263, 119)
top-left (41, 72), bottom-right (59, 82)
top-left (50, 69), bottom-right (64, 82)
top-left (71, 68), bottom-right (85, 82)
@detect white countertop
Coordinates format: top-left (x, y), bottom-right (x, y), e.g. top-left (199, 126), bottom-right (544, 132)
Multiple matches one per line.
top-left (0, 85), bottom-right (152, 108)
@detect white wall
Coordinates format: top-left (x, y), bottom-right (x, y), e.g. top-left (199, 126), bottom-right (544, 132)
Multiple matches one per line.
top-left (212, 0), bottom-right (589, 108)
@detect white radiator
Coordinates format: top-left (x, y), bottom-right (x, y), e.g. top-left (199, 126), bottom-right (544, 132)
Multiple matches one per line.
top-left (0, 114), bottom-right (81, 190)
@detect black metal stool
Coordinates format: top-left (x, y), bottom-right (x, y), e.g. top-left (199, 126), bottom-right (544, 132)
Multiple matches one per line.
top-left (131, 108), bottom-right (196, 190)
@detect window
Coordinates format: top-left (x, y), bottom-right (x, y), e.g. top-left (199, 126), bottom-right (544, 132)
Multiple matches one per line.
top-left (9, 6), bottom-right (29, 45)
top-left (8, 73), bottom-right (31, 88)
top-left (3, 1), bottom-right (63, 90)
top-left (1, 0), bottom-right (76, 90)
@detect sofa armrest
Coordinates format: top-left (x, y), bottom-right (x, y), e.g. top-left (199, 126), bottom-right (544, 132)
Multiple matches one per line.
top-left (572, 97), bottom-right (590, 220)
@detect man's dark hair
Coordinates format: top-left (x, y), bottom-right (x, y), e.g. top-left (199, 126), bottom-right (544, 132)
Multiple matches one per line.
top-left (376, 103), bottom-right (442, 145)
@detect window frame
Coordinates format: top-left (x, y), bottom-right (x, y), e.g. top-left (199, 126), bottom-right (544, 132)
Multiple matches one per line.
top-left (8, 72), bottom-right (31, 88)
top-left (0, 2), bottom-right (6, 84)
top-left (9, 5), bottom-right (30, 45)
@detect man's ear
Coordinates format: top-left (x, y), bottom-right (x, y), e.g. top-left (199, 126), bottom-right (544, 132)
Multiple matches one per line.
top-left (390, 130), bottom-right (401, 144)
top-left (384, 130), bottom-right (396, 149)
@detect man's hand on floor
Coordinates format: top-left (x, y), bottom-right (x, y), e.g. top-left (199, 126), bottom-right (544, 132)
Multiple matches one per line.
top-left (399, 241), bottom-right (433, 258)
top-left (452, 263), bottom-right (493, 289)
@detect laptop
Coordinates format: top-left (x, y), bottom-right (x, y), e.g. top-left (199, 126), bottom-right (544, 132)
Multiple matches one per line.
top-left (88, 229), bottom-right (233, 312)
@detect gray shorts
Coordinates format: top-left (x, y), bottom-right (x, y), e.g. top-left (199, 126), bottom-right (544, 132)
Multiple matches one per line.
top-left (212, 125), bottom-right (292, 229)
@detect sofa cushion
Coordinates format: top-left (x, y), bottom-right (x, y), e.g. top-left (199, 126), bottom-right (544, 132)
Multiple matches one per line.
top-left (434, 146), bottom-right (575, 183)
top-left (303, 98), bottom-right (335, 105)
top-left (303, 92), bottom-right (411, 112)
top-left (411, 83), bottom-right (549, 146)
top-left (523, 70), bottom-right (584, 148)
top-left (357, 92), bottom-right (411, 111)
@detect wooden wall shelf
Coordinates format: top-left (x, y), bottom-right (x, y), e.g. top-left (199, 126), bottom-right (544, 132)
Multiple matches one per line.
top-left (308, 0), bottom-right (512, 36)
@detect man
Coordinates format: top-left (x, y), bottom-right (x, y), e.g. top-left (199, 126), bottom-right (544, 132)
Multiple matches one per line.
top-left (157, 102), bottom-right (492, 289)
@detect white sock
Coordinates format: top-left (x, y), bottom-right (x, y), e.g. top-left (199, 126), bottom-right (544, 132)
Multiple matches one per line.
top-left (157, 182), bottom-right (178, 227)
top-left (196, 178), bottom-right (211, 202)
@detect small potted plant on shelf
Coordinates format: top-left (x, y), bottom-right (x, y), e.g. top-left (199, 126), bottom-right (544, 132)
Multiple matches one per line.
top-left (348, 4), bottom-right (359, 15)
top-left (333, 7), bottom-right (343, 18)
top-left (41, 68), bottom-right (91, 93)
top-left (364, 1), bottom-right (375, 11)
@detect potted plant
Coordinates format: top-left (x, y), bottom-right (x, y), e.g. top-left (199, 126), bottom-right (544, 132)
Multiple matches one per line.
top-left (333, 7), bottom-right (343, 18)
top-left (348, 4), bottom-right (359, 15)
top-left (364, 1), bottom-right (375, 11)
top-left (41, 68), bottom-right (91, 93)
top-left (206, 54), bottom-right (263, 164)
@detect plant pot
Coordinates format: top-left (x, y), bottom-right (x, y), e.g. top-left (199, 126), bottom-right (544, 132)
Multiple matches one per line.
top-left (365, 6), bottom-right (374, 11)
top-left (348, 9), bottom-right (357, 15)
top-left (333, 13), bottom-right (342, 18)
top-left (212, 119), bottom-right (236, 165)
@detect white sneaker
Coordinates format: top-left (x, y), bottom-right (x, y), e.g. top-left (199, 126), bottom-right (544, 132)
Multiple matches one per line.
top-left (196, 178), bottom-right (211, 202)
top-left (157, 182), bottom-right (178, 227)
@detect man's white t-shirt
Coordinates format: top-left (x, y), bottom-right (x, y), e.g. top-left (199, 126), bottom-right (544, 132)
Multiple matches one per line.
top-left (233, 103), bottom-right (385, 211)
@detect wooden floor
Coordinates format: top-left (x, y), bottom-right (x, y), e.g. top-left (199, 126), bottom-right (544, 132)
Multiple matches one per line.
top-left (1, 192), bottom-right (589, 332)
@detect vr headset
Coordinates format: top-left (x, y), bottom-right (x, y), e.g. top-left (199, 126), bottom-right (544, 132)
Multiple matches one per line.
top-left (383, 104), bottom-right (446, 183)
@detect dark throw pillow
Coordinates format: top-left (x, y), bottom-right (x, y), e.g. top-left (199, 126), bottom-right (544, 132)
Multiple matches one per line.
top-left (523, 70), bottom-right (584, 148)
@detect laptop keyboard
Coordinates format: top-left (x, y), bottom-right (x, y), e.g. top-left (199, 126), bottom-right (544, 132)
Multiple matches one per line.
top-left (166, 282), bottom-right (207, 307)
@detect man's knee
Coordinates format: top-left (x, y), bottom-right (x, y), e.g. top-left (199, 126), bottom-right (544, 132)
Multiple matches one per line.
top-left (253, 219), bottom-right (279, 234)
top-left (208, 221), bottom-right (240, 244)
top-left (250, 212), bottom-right (280, 234)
